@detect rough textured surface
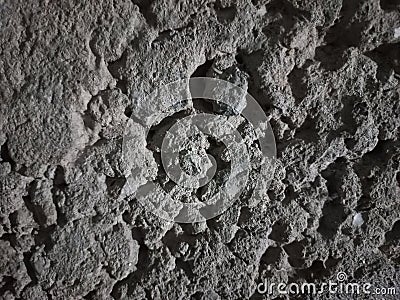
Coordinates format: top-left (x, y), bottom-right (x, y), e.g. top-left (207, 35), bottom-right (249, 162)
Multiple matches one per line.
top-left (0, 0), bottom-right (400, 299)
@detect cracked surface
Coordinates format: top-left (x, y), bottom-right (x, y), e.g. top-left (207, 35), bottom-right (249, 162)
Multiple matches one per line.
top-left (0, 0), bottom-right (400, 299)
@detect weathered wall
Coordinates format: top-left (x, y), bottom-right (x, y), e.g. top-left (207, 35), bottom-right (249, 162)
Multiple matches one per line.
top-left (0, 0), bottom-right (399, 299)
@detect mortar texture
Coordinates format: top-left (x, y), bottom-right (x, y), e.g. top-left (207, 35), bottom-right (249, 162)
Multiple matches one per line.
top-left (0, 0), bottom-right (399, 299)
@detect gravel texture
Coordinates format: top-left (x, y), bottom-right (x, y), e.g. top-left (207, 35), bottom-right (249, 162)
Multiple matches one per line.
top-left (0, 0), bottom-right (400, 299)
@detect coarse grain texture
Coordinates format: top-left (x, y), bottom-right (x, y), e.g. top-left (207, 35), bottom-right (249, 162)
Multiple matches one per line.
top-left (0, 0), bottom-right (399, 299)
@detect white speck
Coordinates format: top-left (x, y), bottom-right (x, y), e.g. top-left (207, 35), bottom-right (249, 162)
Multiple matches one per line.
top-left (256, 5), bottom-right (267, 16)
top-left (352, 213), bottom-right (364, 227)
top-left (394, 27), bottom-right (400, 39)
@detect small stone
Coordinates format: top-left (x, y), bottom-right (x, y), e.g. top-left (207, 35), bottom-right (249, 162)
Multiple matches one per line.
top-left (352, 213), bottom-right (364, 227)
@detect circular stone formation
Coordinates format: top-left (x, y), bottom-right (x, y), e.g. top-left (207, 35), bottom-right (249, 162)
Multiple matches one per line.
top-left (122, 77), bottom-right (276, 223)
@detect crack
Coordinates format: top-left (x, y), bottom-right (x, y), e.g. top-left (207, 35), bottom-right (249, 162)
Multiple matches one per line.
top-left (21, 181), bottom-right (57, 252)
top-left (1, 140), bottom-right (16, 171)
top-left (131, 0), bottom-right (156, 27)
top-left (365, 42), bottom-right (400, 81)
top-left (107, 50), bottom-right (129, 95)
top-left (88, 34), bottom-right (101, 67)
top-left (0, 139), bottom-right (32, 177)
top-left (0, 276), bottom-right (17, 295)
top-left (175, 256), bottom-right (195, 278)
top-left (51, 166), bottom-right (68, 227)
top-left (22, 181), bottom-right (47, 227)
top-left (151, 22), bottom-right (194, 45)
top-left (110, 243), bottom-right (150, 300)
top-left (105, 176), bottom-right (127, 197)
top-left (83, 289), bottom-right (97, 300)
top-left (23, 249), bottom-right (38, 285)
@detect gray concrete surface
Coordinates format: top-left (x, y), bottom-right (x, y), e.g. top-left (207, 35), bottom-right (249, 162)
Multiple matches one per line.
top-left (0, 0), bottom-right (399, 299)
